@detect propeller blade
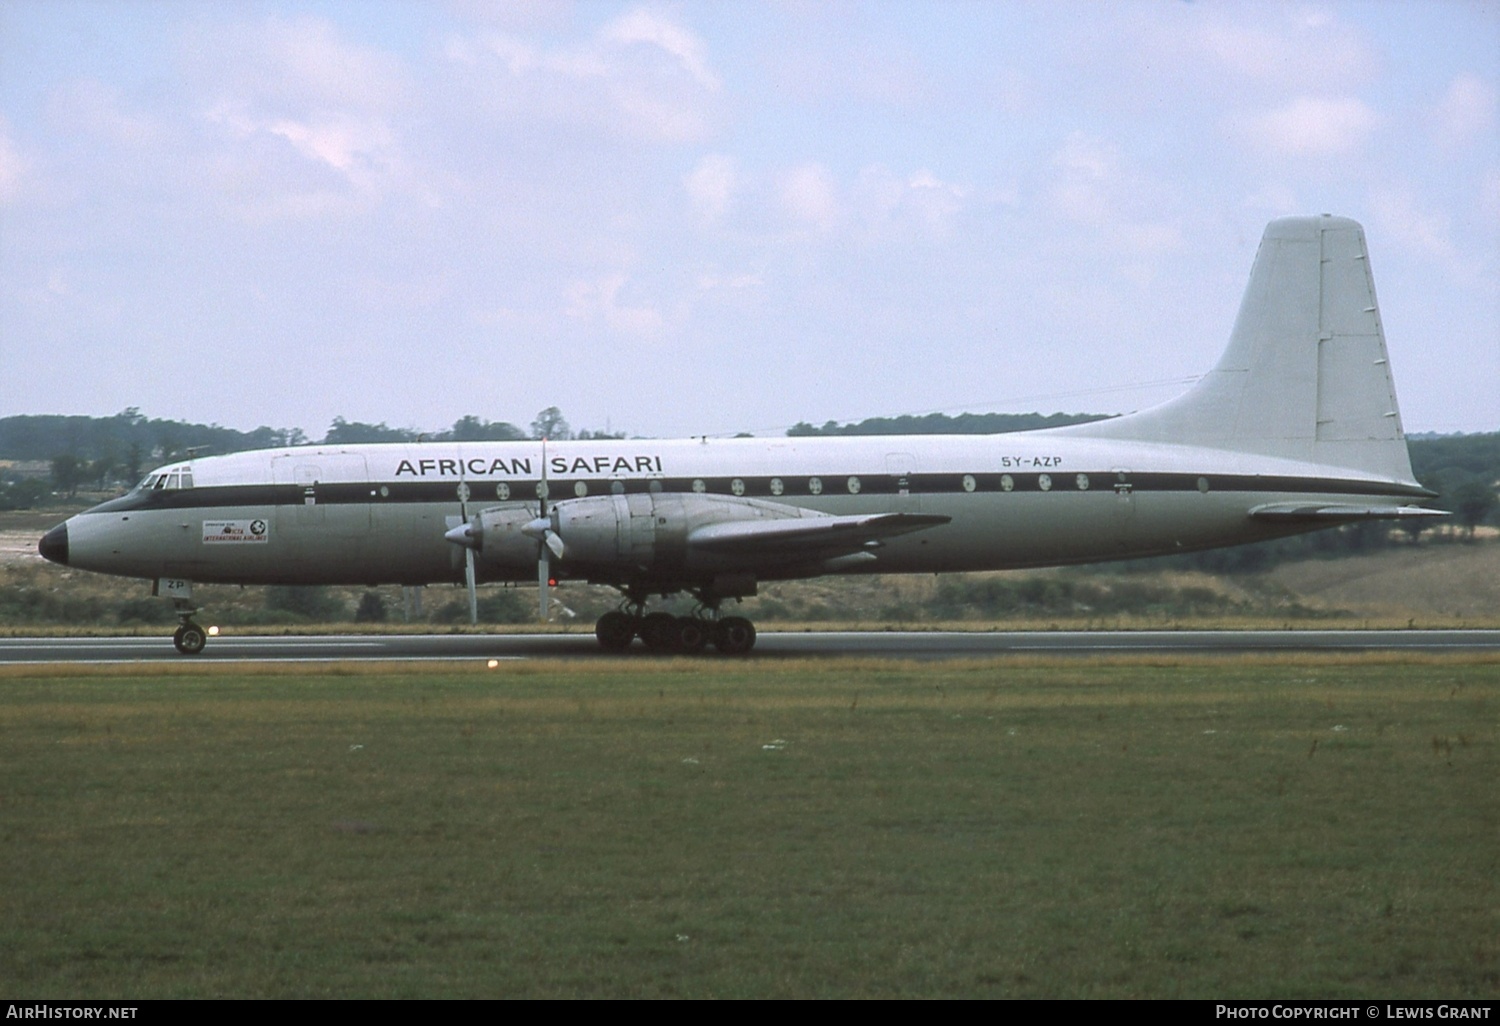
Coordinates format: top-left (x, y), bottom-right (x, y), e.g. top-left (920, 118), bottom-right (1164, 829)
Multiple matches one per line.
top-left (465, 548), bottom-right (478, 626)
top-left (456, 479), bottom-right (476, 625)
top-left (538, 545), bottom-right (549, 620)
top-left (533, 439), bottom-right (554, 621)
top-left (538, 437), bottom-right (549, 515)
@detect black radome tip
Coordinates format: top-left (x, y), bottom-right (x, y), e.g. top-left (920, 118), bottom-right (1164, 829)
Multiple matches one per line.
top-left (38, 523), bottom-right (69, 566)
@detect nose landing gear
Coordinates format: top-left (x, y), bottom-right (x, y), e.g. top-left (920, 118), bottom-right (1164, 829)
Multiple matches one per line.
top-left (169, 596), bottom-right (207, 655)
top-left (173, 620), bottom-right (207, 655)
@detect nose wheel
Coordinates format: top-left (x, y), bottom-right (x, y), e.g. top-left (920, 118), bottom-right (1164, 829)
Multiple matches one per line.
top-left (173, 621), bottom-right (207, 655)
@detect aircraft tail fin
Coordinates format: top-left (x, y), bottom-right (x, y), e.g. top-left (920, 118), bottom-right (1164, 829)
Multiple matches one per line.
top-left (1063, 215), bottom-right (1418, 484)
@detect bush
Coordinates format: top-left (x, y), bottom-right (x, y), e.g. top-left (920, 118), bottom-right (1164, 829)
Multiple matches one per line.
top-left (264, 586), bottom-right (348, 622)
top-left (354, 591), bottom-right (387, 623)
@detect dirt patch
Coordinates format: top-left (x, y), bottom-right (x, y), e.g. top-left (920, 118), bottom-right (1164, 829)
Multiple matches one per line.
top-left (0, 531), bottom-right (45, 565)
top-left (1263, 542), bottom-right (1500, 619)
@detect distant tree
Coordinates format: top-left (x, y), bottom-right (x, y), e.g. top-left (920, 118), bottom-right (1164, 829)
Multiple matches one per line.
top-left (0, 476), bottom-right (49, 510)
top-left (786, 412), bottom-right (1107, 436)
top-left (530, 407), bottom-right (571, 440)
top-left (123, 443), bottom-right (144, 483)
top-left (477, 590), bottom-right (532, 623)
top-left (1, 413), bottom-right (311, 463)
top-left (1409, 432), bottom-right (1500, 483)
top-left (265, 586), bottom-right (348, 621)
top-left (1451, 478), bottom-right (1498, 538)
top-left (1398, 517), bottom-right (1432, 545)
top-left (448, 415), bottom-right (526, 442)
top-left (50, 453), bottom-right (83, 497)
top-left (354, 591), bottom-right (388, 623)
top-left (88, 456), bottom-right (116, 489)
top-left (324, 417), bottom-right (418, 444)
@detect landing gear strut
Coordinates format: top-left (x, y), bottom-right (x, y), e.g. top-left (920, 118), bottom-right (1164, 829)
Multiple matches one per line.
top-left (592, 593), bottom-right (758, 656)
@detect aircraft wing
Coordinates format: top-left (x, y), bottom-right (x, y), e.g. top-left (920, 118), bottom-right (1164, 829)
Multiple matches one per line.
top-left (687, 512), bottom-right (951, 556)
top-left (1249, 503), bottom-right (1449, 523)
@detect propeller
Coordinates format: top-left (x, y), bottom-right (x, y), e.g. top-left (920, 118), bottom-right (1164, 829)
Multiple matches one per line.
top-left (521, 438), bottom-right (564, 620)
top-left (456, 480), bottom-right (478, 625)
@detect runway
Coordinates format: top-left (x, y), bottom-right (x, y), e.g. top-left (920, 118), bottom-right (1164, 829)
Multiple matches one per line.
top-left (3, 629), bottom-right (1499, 664)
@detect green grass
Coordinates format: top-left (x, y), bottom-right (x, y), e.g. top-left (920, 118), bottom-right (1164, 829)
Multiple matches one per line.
top-left (1, 656), bottom-right (1496, 998)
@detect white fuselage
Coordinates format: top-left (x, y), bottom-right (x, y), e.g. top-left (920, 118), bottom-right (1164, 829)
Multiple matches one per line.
top-left (56, 431), bottom-right (1427, 590)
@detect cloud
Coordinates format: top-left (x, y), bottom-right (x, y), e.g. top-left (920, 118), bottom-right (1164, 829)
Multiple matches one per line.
top-left (49, 78), bottom-right (164, 149)
top-left (1186, 10), bottom-right (1376, 89)
top-left (1238, 96), bottom-right (1379, 156)
top-left (265, 115), bottom-right (394, 177)
top-left (1431, 74), bottom-right (1497, 148)
top-left (193, 15), bottom-right (406, 112)
top-left (684, 154), bottom-right (740, 223)
top-left (1370, 189), bottom-right (1484, 285)
top-left (184, 16), bottom-right (414, 217)
top-left (0, 121), bottom-right (23, 204)
top-left (1043, 133), bottom-right (1184, 267)
top-left (603, 8), bottom-right (720, 90)
top-left (779, 163), bottom-right (840, 231)
top-left (697, 272), bottom-right (763, 292)
top-left (850, 166), bottom-right (966, 239)
top-left (1048, 133), bottom-right (1116, 224)
top-left (565, 273), bottom-right (665, 338)
top-left (457, 7), bottom-right (721, 143)
top-left (1482, 170), bottom-right (1500, 226)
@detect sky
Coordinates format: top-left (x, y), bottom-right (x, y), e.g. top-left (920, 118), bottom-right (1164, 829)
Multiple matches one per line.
top-left (1, 0), bottom-right (1496, 440)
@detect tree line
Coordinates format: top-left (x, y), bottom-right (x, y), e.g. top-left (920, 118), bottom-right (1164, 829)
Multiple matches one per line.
top-left (0, 406), bottom-right (621, 504)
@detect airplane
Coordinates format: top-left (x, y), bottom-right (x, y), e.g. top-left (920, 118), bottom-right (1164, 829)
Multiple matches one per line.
top-left (37, 215), bottom-right (1446, 655)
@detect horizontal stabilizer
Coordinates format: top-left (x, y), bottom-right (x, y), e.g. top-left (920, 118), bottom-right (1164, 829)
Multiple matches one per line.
top-left (688, 512), bottom-right (950, 555)
top-left (1249, 503), bottom-right (1449, 523)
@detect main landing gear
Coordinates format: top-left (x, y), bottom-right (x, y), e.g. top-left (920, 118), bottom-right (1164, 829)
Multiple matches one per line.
top-left (594, 597), bottom-right (757, 656)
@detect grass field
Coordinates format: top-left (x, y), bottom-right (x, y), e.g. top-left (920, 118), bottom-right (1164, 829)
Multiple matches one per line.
top-left (1, 655), bottom-right (1496, 998)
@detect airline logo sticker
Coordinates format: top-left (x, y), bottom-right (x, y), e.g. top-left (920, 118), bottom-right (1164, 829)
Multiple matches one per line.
top-left (203, 519), bottom-right (269, 544)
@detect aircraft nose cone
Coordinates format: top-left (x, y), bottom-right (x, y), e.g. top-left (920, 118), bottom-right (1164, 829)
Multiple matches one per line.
top-left (38, 523), bottom-right (69, 565)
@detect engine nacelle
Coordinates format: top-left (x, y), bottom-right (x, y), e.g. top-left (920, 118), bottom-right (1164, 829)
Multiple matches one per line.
top-left (467, 493), bottom-right (826, 579)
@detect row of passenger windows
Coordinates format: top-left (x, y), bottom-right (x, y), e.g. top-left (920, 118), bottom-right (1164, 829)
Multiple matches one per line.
top-left (137, 471), bottom-right (1211, 499)
top-left (454, 472), bottom-right (1169, 501)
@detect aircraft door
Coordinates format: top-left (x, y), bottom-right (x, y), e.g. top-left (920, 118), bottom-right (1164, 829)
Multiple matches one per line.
top-left (1111, 468), bottom-right (1136, 545)
top-left (272, 454), bottom-right (372, 536)
top-left (885, 452), bottom-right (918, 512)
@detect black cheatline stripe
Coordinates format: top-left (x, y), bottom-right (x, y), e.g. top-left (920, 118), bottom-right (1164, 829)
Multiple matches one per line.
top-left (79, 471), bottom-right (1433, 515)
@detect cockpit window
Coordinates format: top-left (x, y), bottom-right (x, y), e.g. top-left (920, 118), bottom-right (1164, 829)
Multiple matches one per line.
top-left (145, 468), bottom-right (193, 490)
